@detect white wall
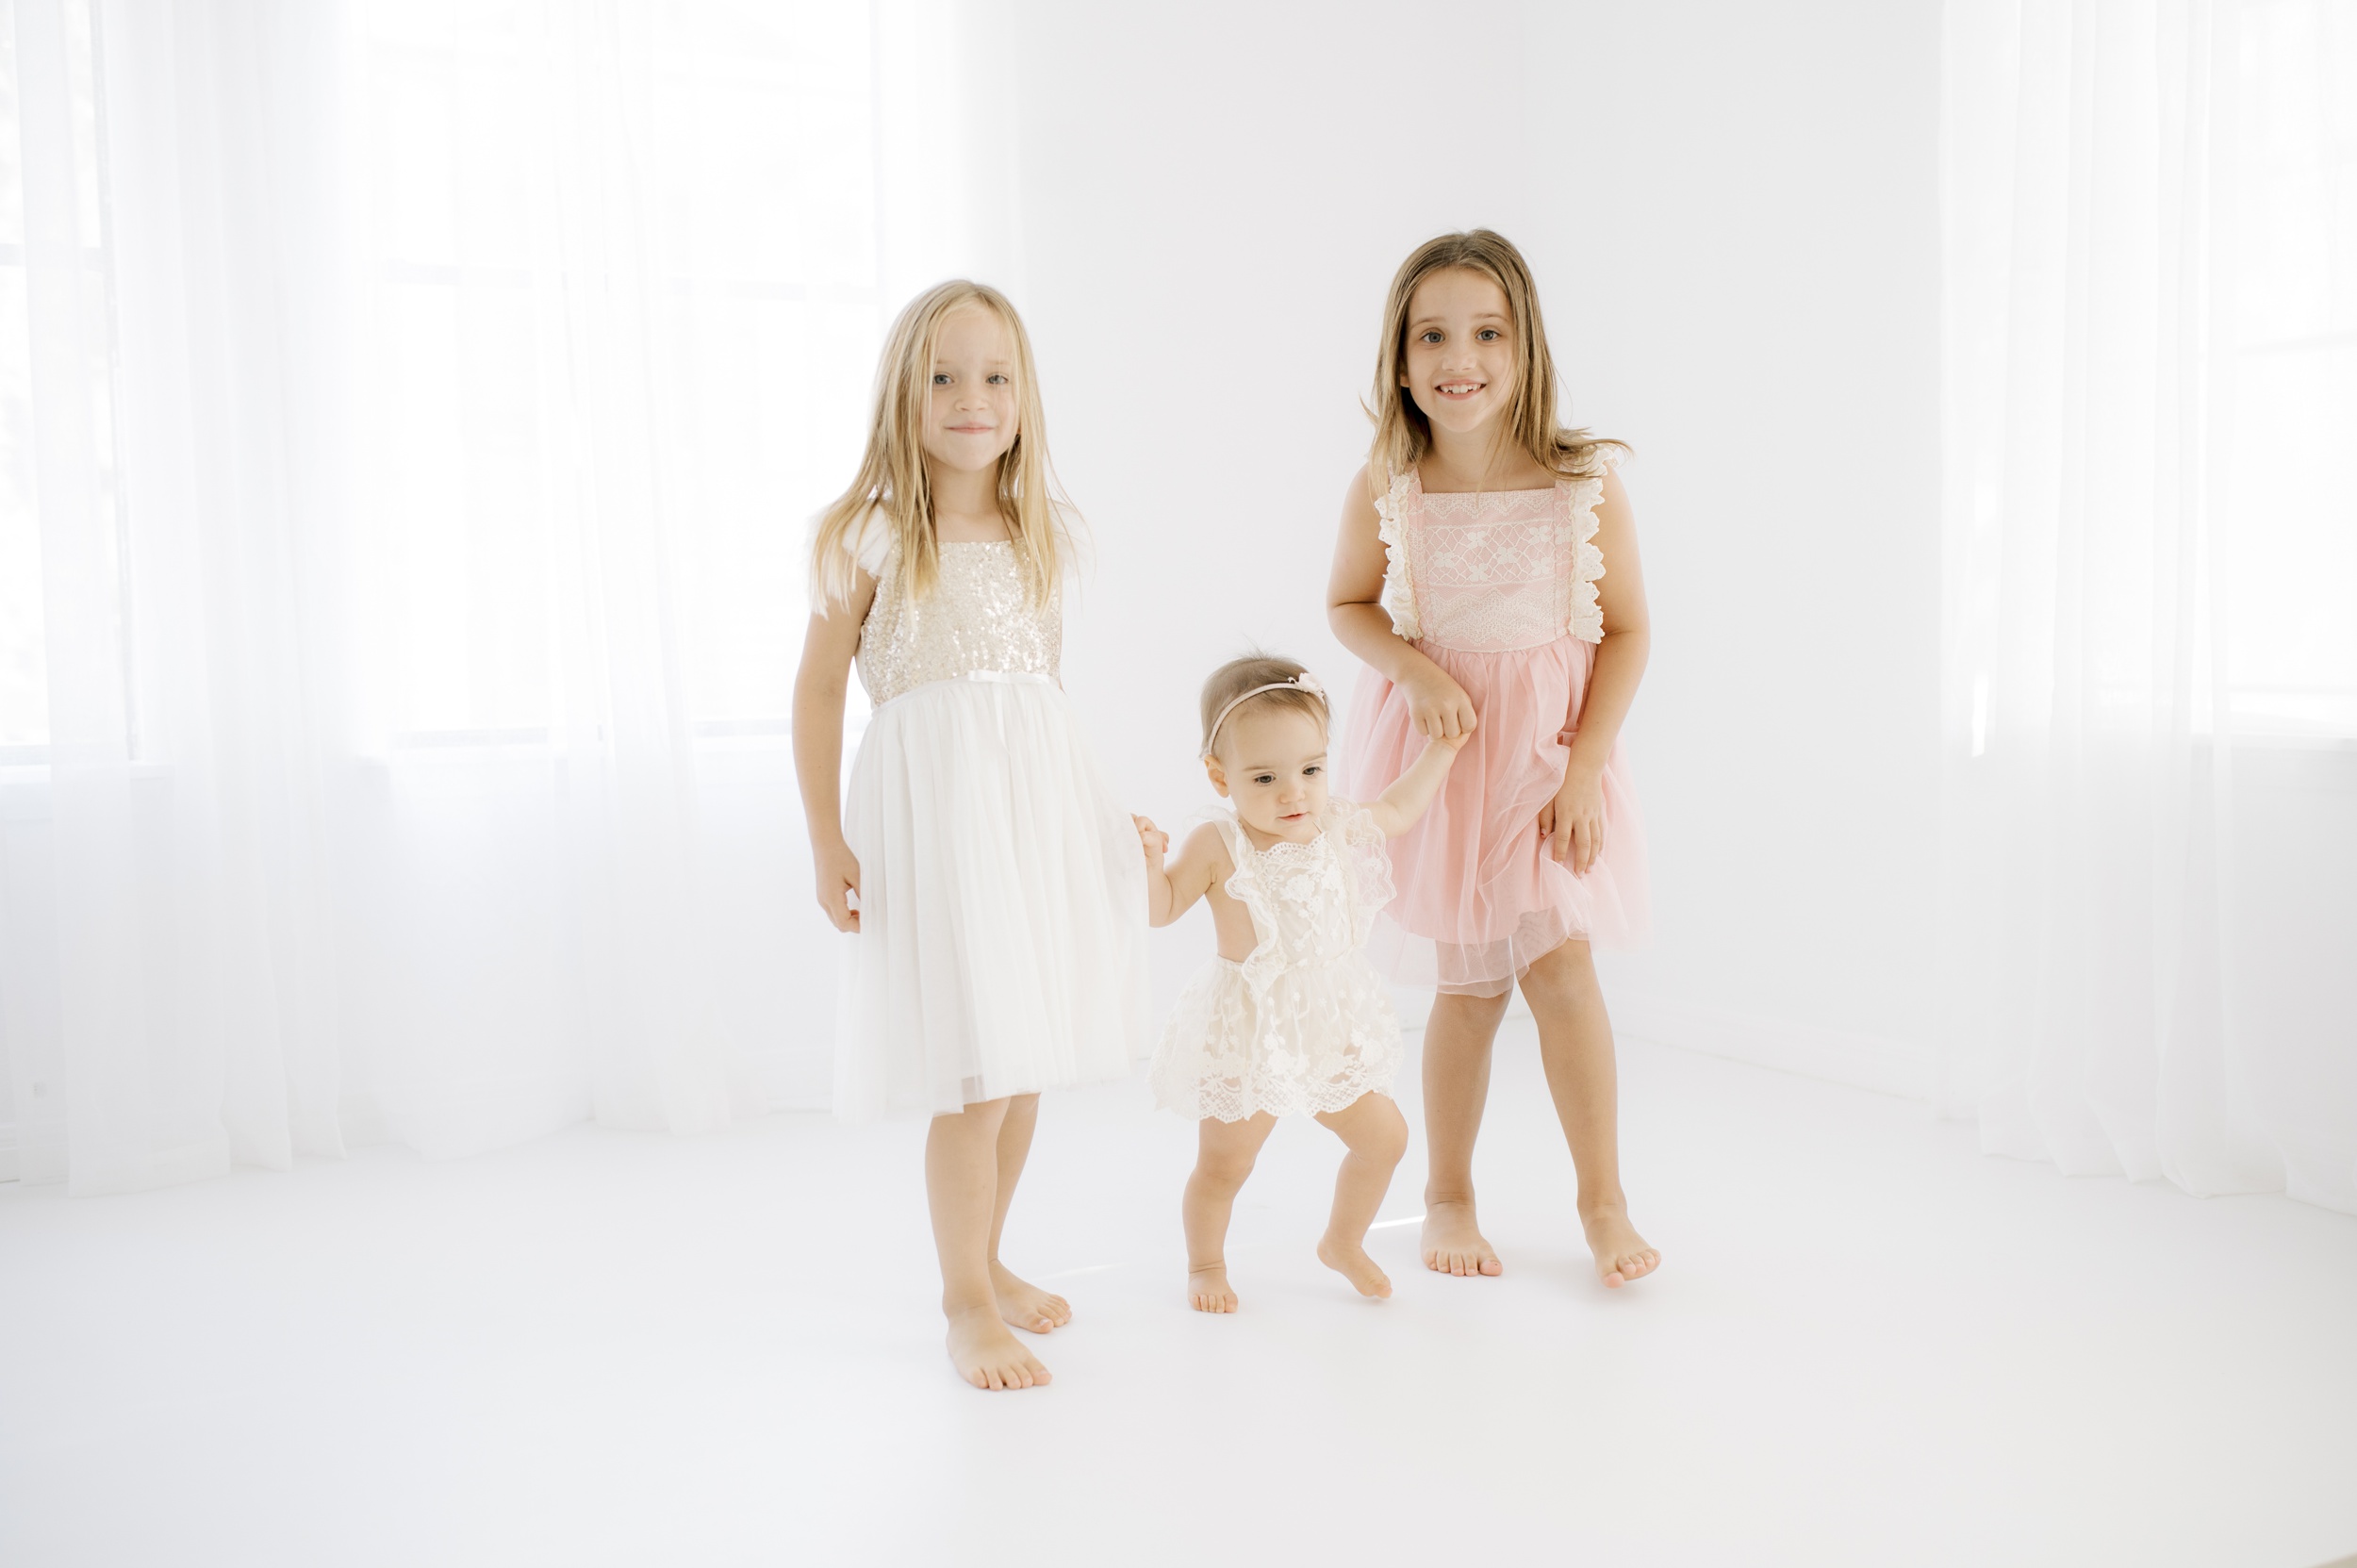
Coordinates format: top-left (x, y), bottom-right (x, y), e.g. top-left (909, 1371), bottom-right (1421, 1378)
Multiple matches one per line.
top-left (1014, 0), bottom-right (1946, 1093)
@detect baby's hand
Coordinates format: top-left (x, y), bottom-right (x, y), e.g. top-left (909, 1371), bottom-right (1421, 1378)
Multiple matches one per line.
top-left (1402, 667), bottom-right (1479, 741)
top-left (1133, 815), bottom-right (1169, 865)
top-left (1434, 729), bottom-right (1474, 754)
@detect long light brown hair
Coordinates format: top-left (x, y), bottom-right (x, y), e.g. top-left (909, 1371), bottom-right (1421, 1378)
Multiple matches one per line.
top-left (811, 280), bottom-right (1070, 610)
top-left (1368, 229), bottom-right (1626, 487)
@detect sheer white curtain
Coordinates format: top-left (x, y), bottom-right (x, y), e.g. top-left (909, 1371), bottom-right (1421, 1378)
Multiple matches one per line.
top-left (0, 0), bottom-right (1021, 1193)
top-left (1939, 0), bottom-right (2356, 1213)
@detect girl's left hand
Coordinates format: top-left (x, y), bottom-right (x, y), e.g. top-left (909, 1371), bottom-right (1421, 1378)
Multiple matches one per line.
top-left (1537, 766), bottom-right (1607, 874)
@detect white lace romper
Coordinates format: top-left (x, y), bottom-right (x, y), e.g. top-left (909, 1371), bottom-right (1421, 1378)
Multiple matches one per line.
top-left (1149, 801), bottom-right (1404, 1122)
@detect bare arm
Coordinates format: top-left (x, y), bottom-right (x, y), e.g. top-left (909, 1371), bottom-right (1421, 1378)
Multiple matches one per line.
top-left (1541, 467), bottom-right (1652, 872)
top-left (1363, 732), bottom-right (1468, 838)
top-left (1143, 820), bottom-right (1227, 928)
top-left (792, 572), bottom-right (877, 932)
top-left (1325, 465), bottom-right (1479, 739)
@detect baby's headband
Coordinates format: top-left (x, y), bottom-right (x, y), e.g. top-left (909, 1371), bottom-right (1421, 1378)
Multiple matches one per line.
top-left (1201, 672), bottom-right (1327, 759)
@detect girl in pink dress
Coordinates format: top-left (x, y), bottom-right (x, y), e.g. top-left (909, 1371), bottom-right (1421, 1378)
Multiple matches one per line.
top-left (1329, 230), bottom-right (1659, 1290)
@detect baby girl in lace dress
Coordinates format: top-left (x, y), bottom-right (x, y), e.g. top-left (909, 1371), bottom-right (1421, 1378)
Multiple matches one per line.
top-left (1137, 654), bottom-right (1461, 1312)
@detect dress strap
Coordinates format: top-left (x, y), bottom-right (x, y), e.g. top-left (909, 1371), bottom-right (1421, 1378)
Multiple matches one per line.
top-left (1207, 807), bottom-right (1285, 999)
top-left (1318, 800), bottom-right (1397, 949)
top-left (1560, 456), bottom-right (1614, 645)
top-left (1374, 468), bottom-right (1422, 644)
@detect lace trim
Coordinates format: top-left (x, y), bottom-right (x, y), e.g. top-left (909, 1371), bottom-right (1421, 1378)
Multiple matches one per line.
top-left (1373, 470), bottom-right (1420, 642)
top-left (1211, 802), bottom-right (1395, 1000)
top-left (1566, 450), bottom-right (1620, 645)
top-left (1149, 970), bottom-right (1402, 1123)
top-left (1327, 801), bottom-right (1395, 948)
top-left (1212, 812), bottom-right (1290, 1003)
top-left (1386, 459), bottom-right (1617, 650)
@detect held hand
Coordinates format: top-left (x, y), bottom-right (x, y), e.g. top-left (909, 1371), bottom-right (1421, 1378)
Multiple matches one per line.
top-left (1401, 667), bottom-right (1479, 741)
top-left (814, 837), bottom-right (863, 933)
top-left (1133, 814), bottom-right (1169, 866)
top-left (1538, 766), bottom-right (1607, 875)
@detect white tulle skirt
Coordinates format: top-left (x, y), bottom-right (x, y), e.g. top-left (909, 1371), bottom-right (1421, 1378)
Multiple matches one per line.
top-left (833, 674), bottom-right (1151, 1121)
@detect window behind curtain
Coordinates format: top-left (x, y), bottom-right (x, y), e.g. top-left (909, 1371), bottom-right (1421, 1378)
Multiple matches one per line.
top-left (0, 0), bottom-right (123, 762)
top-left (1, 1), bottom-right (882, 755)
top-left (2233, 0), bottom-right (2356, 737)
top-left (361, 0), bottom-right (881, 743)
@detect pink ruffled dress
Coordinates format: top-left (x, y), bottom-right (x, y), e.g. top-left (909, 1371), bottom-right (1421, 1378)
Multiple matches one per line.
top-left (1340, 457), bottom-right (1648, 996)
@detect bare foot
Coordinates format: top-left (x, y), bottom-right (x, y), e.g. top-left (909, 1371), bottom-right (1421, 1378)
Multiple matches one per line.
top-left (1421, 1199), bottom-right (1503, 1277)
top-left (1187, 1263), bottom-right (1238, 1313)
top-left (990, 1261), bottom-right (1071, 1334)
top-left (1582, 1206), bottom-right (1659, 1288)
top-left (1316, 1234), bottom-right (1393, 1299)
top-left (946, 1304), bottom-right (1052, 1391)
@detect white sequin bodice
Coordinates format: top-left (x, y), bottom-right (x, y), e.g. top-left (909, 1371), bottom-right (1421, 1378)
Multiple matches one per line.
top-left (856, 539), bottom-right (1060, 705)
top-left (1374, 465), bottom-right (1612, 652)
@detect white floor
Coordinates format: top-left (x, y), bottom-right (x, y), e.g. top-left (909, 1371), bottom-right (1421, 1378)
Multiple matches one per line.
top-left (4, 1029), bottom-right (2354, 1568)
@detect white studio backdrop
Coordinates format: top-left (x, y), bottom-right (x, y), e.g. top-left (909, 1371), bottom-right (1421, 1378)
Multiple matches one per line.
top-left (0, 0), bottom-right (2349, 1210)
top-left (1940, 0), bottom-right (2357, 1212)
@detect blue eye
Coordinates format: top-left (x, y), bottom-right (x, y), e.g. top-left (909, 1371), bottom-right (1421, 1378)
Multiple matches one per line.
top-left (932, 372), bottom-right (951, 385)
top-left (987, 373), bottom-right (1009, 385)
top-left (1254, 775), bottom-right (1275, 785)
top-left (1420, 330), bottom-right (1442, 344)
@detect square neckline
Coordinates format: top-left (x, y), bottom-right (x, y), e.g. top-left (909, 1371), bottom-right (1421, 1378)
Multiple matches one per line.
top-left (1408, 468), bottom-right (1570, 500)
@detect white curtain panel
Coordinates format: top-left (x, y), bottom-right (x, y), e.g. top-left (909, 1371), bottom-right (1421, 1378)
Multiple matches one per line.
top-left (1939, 0), bottom-right (2356, 1213)
top-left (4, 0), bottom-right (1003, 1192)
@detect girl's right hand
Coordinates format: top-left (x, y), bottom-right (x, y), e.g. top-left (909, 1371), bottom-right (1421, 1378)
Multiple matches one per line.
top-left (814, 837), bottom-right (863, 933)
top-left (1402, 667), bottom-right (1479, 740)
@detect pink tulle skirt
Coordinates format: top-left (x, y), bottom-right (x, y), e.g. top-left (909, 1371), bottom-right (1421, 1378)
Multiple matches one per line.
top-left (1341, 634), bottom-right (1648, 996)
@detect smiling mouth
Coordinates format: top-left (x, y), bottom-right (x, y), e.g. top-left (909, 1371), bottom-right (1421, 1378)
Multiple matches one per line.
top-left (1435, 381), bottom-right (1484, 398)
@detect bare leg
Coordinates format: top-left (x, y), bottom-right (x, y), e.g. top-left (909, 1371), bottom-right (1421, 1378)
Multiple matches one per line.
top-left (1519, 940), bottom-right (1659, 1287)
top-left (1180, 1114), bottom-right (1277, 1312)
top-left (982, 1093), bottom-right (1069, 1333)
top-left (1420, 988), bottom-right (1512, 1276)
top-left (927, 1098), bottom-right (1051, 1390)
top-left (1312, 1092), bottom-right (1409, 1298)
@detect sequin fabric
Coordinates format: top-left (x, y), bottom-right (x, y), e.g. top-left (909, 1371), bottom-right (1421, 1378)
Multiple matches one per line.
top-left (855, 539), bottom-right (1061, 705)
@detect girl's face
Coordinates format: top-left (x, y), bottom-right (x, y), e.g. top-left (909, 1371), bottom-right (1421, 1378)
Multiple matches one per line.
top-left (1207, 704), bottom-right (1329, 845)
top-left (921, 305), bottom-right (1020, 474)
top-left (1400, 267), bottom-right (1519, 438)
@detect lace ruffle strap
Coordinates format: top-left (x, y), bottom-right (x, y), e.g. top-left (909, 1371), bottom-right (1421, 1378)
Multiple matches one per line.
top-left (1374, 469), bottom-right (1421, 642)
top-left (1211, 810), bottom-right (1288, 1002)
top-left (1322, 800), bottom-right (1397, 949)
top-left (1562, 449), bottom-right (1619, 645)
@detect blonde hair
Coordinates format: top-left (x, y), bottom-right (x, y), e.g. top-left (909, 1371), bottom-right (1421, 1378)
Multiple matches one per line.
top-left (1367, 229), bottom-right (1627, 487)
top-left (1199, 652), bottom-right (1328, 759)
top-left (811, 280), bottom-right (1070, 610)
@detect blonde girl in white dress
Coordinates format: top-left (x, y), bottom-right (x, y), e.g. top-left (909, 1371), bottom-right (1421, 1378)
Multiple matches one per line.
top-left (1137, 654), bottom-right (1462, 1312)
top-left (793, 282), bottom-right (1149, 1392)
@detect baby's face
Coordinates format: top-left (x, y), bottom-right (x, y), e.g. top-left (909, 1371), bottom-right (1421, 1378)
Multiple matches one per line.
top-left (1209, 705), bottom-right (1329, 844)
